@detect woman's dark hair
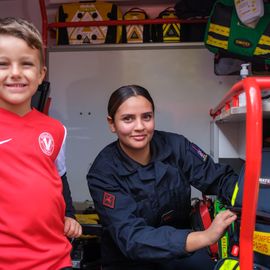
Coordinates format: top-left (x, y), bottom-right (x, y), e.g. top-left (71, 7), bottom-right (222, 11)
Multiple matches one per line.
top-left (107, 85), bottom-right (155, 120)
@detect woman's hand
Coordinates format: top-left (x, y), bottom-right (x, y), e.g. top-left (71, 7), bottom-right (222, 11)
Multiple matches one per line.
top-left (185, 210), bottom-right (237, 253)
top-left (205, 210), bottom-right (237, 245)
top-left (64, 216), bottom-right (82, 238)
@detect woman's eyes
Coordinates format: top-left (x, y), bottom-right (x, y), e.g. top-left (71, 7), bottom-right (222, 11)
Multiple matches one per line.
top-left (143, 113), bottom-right (153, 121)
top-left (123, 116), bottom-right (133, 122)
top-left (122, 114), bottom-right (153, 123)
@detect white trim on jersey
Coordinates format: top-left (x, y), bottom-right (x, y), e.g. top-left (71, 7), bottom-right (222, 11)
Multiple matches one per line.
top-left (55, 125), bottom-right (67, 177)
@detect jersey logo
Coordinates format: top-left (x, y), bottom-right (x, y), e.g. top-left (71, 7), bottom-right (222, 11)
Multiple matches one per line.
top-left (103, 192), bottom-right (115, 209)
top-left (0, 138), bottom-right (12, 145)
top-left (39, 132), bottom-right (54, 156)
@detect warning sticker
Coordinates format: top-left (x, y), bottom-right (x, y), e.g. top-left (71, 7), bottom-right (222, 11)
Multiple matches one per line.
top-left (253, 231), bottom-right (270, 256)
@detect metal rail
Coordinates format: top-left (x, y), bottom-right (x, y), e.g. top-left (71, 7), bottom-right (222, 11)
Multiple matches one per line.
top-left (210, 76), bottom-right (270, 270)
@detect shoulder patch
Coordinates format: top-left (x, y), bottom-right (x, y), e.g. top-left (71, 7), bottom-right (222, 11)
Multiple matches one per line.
top-left (103, 192), bottom-right (115, 209)
top-left (190, 143), bottom-right (208, 162)
top-left (259, 178), bottom-right (270, 187)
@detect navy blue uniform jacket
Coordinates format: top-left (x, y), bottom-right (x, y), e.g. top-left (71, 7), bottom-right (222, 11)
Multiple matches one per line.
top-left (87, 130), bottom-right (238, 268)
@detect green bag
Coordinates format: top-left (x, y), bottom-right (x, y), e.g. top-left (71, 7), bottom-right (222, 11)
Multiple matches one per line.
top-left (204, 0), bottom-right (270, 64)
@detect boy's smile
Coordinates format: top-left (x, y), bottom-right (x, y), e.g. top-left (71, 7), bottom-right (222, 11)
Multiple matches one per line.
top-left (0, 35), bottom-right (46, 116)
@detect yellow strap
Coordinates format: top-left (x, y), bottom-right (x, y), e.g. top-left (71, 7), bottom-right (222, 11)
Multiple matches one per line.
top-left (209, 23), bottom-right (230, 37)
top-left (254, 47), bottom-right (270, 56)
top-left (258, 34), bottom-right (270, 46)
top-left (206, 36), bottom-right (228, 50)
top-left (231, 182), bottom-right (239, 206)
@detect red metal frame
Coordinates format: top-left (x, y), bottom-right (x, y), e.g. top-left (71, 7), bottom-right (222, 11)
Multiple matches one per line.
top-left (210, 76), bottom-right (270, 270)
top-left (39, 0), bottom-right (48, 61)
top-left (39, 0), bottom-right (207, 49)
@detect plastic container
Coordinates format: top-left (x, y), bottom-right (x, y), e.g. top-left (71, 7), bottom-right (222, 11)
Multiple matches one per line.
top-left (234, 0), bottom-right (264, 28)
top-left (238, 63), bottom-right (251, 106)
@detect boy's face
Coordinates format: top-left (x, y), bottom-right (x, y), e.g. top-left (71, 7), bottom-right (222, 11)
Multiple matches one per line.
top-left (0, 35), bottom-right (46, 115)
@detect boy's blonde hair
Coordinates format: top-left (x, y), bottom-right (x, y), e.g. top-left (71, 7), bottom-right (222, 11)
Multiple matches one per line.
top-left (0, 17), bottom-right (44, 67)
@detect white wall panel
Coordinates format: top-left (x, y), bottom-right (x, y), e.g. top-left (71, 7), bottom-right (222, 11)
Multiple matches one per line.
top-left (48, 45), bottom-right (238, 202)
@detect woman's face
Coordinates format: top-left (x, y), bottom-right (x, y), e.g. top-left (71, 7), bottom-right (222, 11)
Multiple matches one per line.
top-left (108, 95), bottom-right (155, 157)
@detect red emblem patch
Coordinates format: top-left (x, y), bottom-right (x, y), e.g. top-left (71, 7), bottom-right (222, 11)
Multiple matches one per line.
top-left (103, 192), bottom-right (115, 209)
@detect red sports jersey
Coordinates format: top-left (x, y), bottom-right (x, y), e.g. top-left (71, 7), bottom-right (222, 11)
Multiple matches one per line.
top-left (0, 108), bottom-right (72, 270)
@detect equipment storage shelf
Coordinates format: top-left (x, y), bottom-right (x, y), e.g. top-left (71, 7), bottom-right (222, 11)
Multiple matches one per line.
top-left (47, 41), bottom-right (205, 52)
top-left (39, 0), bottom-right (208, 49)
top-left (210, 79), bottom-right (270, 164)
top-left (213, 102), bottom-right (270, 122)
top-left (209, 76), bottom-right (270, 270)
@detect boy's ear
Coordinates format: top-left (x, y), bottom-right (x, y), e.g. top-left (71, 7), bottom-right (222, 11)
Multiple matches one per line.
top-left (107, 116), bottom-right (116, 133)
top-left (38, 66), bottom-right (47, 85)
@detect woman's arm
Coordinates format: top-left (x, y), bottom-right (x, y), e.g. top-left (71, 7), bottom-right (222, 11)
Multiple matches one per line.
top-left (186, 209), bottom-right (237, 252)
top-left (180, 138), bottom-right (239, 203)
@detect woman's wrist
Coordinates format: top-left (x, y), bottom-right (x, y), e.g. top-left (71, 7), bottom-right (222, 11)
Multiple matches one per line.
top-left (185, 230), bottom-right (211, 253)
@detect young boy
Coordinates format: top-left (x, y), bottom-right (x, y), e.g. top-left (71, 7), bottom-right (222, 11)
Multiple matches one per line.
top-left (0, 17), bottom-right (81, 269)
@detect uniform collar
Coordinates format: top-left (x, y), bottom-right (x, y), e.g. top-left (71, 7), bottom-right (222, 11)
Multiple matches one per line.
top-left (114, 131), bottom-right (172, 178)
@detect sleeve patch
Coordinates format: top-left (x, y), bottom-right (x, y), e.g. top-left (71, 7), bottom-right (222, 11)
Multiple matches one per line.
top-left (190, 143), bottom-right (208, 162)
top-left (103, 192), bottom-right (115, 209)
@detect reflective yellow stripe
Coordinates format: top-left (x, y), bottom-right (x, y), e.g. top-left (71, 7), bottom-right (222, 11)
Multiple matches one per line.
top-left (162, 23), bottom-right (180, 42)
top-left (206, 36), bottom-right (228, 50)
top-left (162, 24), bottom-right (180, 35)
top-left (231, 182), bottom-right (238, 206)
top-left (220, 235), bottom-right (228, 258)
top-left (253, 231), bottom-right (270, 255)
top-left (219, 259), bottom-right (239, 269)
top-left (209, 23), bottom-right (230, 37)
top-left (254, 47), bottom-right (270, 55)
top-left (258, 35), bottom-right (270, 46)
top-left (164, 37), bottom-right (180, 42)
top-left (126, 25), bottom-right (143, 43)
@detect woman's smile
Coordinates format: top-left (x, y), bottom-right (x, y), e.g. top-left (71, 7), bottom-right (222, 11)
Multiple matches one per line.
top-left (131, 134), bottom-right (147, 141)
